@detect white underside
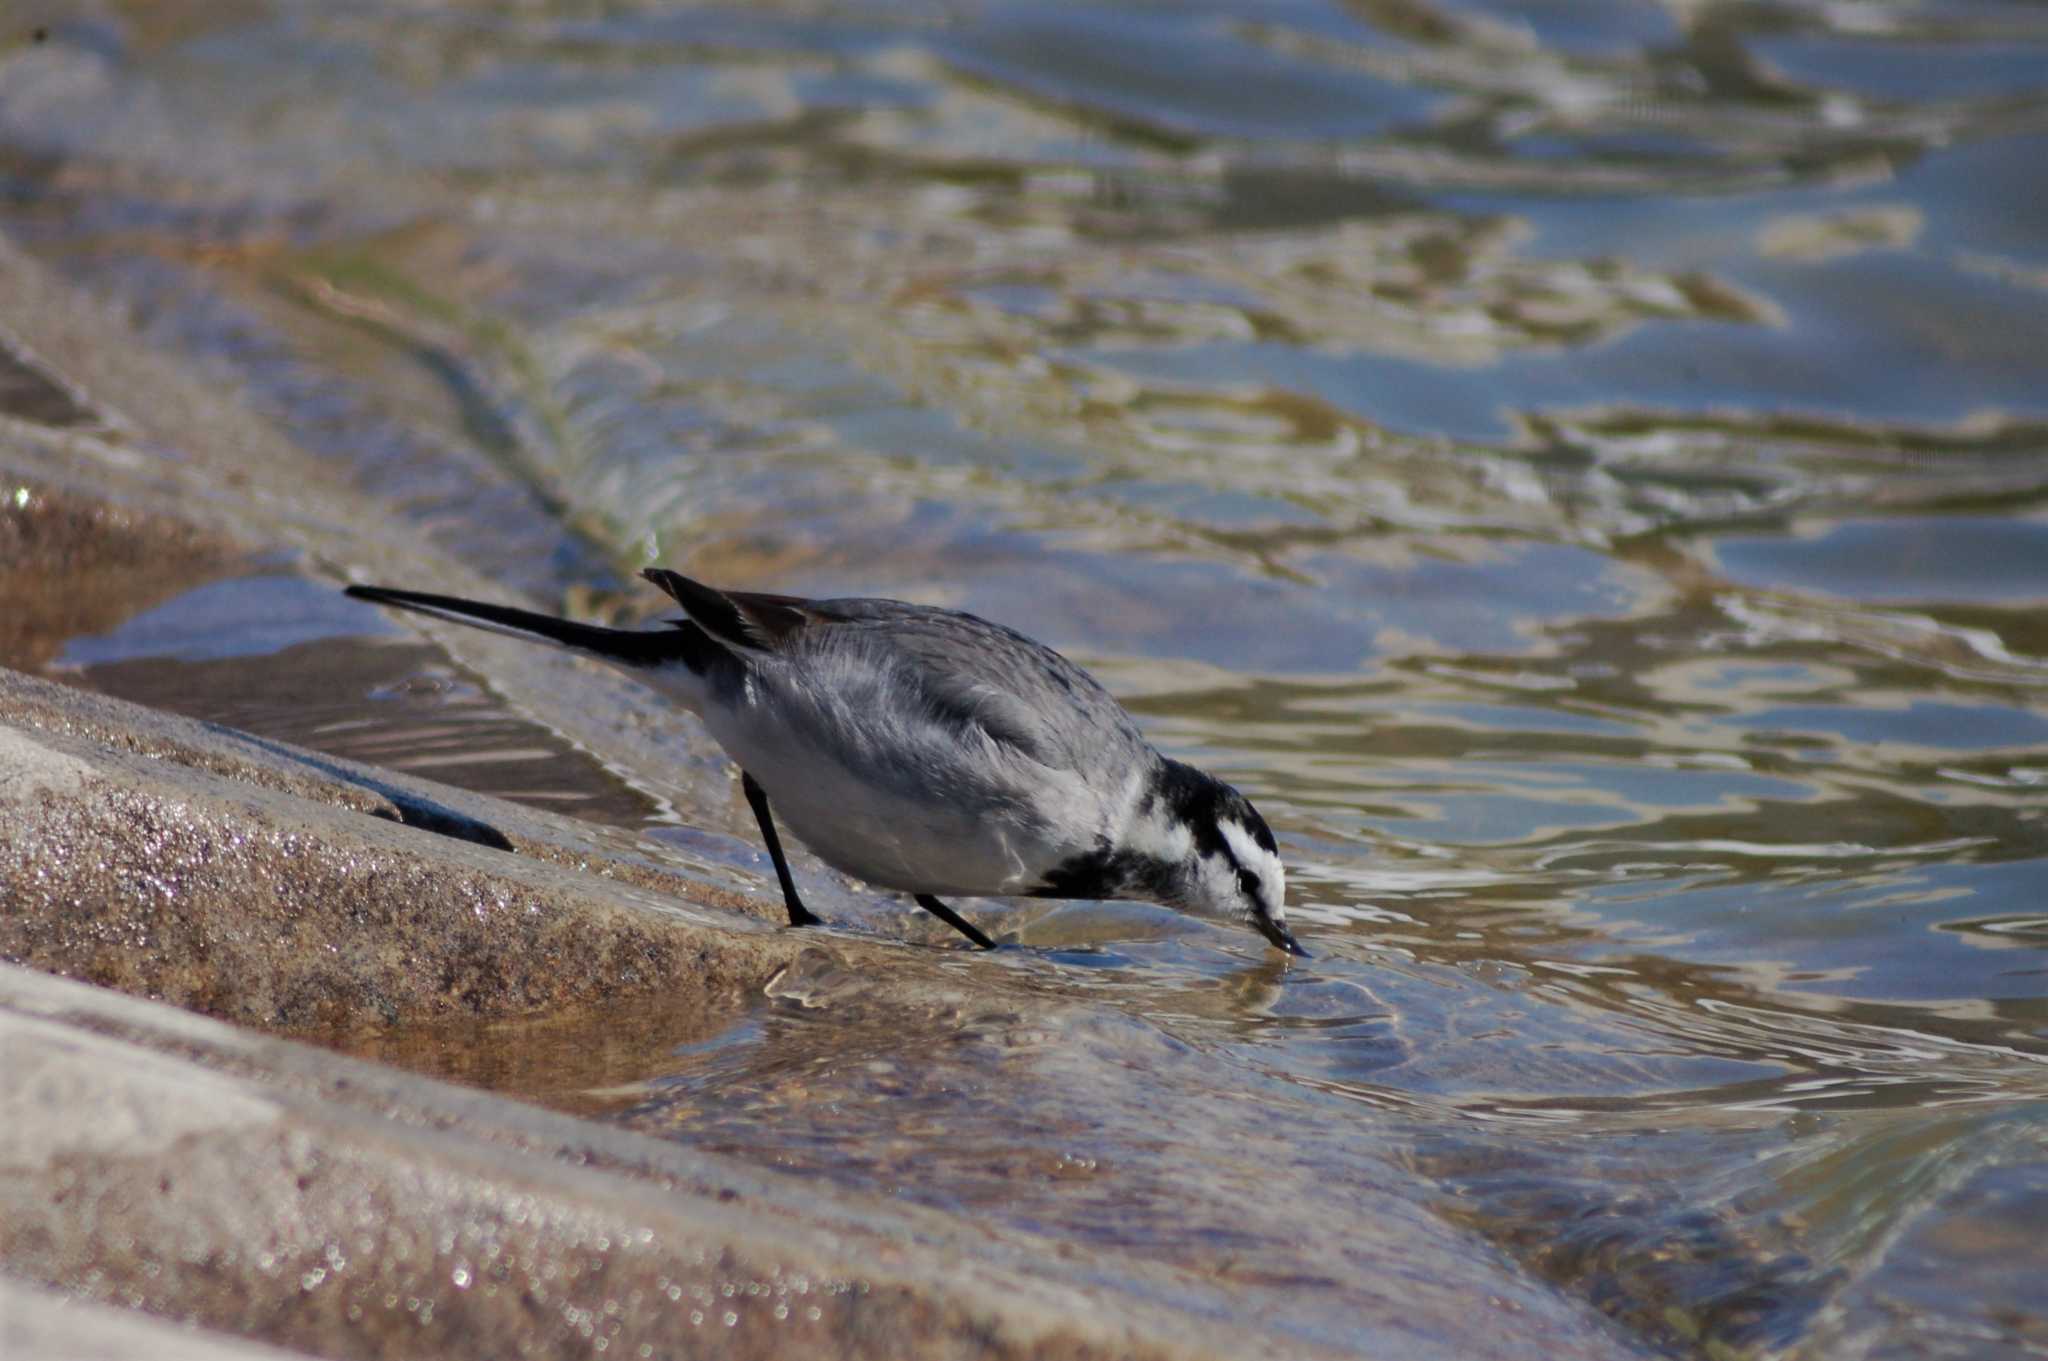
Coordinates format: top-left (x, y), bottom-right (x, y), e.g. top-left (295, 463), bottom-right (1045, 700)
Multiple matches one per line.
top-left (748, 758), bottom-right (1062, 895)
top-left (732, 725), bottom-right (1097, 896)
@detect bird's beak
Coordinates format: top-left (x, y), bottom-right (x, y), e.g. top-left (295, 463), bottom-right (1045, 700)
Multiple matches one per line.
top-left (1254, 913), bottom-right (1309, 958)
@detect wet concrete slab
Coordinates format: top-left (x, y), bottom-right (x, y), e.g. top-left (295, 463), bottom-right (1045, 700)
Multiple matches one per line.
top-left (0, 663), bottom-right (803, 1030)
top-left (0, 966), bottom-right (1309, 1361)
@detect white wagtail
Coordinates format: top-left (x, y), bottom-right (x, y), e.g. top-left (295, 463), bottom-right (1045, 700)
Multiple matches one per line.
top-left (344, 569), bottom-right (1304, 956)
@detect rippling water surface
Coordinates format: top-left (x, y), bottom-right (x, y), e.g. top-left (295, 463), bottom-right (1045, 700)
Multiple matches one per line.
top-left (7, 1), bottom-right (2047, 1354)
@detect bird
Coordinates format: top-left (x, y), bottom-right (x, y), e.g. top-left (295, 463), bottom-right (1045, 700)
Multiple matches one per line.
top-left (343, 569), bottom-right (1304, 956)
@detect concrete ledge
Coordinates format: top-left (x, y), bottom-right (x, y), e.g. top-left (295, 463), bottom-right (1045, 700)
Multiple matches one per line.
top-left (0, 665), bottom-right (821, 1031)
top-left (0, 965), bottom-right (1318, 1361)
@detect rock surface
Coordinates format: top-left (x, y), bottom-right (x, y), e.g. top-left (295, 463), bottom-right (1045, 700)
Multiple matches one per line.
top-left (0, 664), bottom-right (795, 1031)
top-left (0, 965), bottom-right (1318, 1361)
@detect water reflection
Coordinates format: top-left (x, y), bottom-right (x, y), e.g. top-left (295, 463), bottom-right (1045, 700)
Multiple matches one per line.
top-left (6, 0), bottom-right (2047, 1353)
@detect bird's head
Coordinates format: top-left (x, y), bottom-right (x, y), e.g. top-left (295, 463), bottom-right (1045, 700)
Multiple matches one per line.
top-left (1150, 761), bottom-right (1304, 957)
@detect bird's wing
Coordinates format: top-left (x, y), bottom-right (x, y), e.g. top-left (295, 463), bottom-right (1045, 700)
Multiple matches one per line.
top-left (799, 597), bottom-right (1151, 776)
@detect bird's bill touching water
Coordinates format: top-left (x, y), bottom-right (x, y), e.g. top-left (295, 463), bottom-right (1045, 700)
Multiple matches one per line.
top-left (1254, 911), bottom-right (1309, 958)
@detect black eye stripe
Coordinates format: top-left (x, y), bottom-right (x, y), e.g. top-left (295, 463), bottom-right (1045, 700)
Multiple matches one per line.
top-left (1236, 867), bottom-right (1262, 898)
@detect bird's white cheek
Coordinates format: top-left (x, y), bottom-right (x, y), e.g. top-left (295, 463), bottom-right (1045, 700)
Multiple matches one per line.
top-left (1125, 805), bottom-right (1195, 864)
top-left (1193, 858), bottom-right (1247, 922)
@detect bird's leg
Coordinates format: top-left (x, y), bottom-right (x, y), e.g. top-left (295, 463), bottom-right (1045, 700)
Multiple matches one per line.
top-left (913, 894), bottom-right (997, 950)
top-left (741, 771), bottom-right (821, 928)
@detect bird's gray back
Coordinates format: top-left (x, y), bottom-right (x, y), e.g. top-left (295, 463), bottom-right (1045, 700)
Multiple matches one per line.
top-left (788, 598), bottom-right (1153, 780)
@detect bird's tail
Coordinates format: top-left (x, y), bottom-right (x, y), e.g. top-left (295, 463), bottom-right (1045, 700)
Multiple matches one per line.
top-left (344, 584), bottom-right (717, 671)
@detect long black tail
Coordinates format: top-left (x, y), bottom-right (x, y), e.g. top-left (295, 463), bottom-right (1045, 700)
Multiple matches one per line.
top-left (344, 584), bottom-right (715, 670)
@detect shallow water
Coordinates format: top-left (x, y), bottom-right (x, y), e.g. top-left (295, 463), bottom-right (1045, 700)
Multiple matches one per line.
top-left (6, 0), bottom-right (2047, 1354)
